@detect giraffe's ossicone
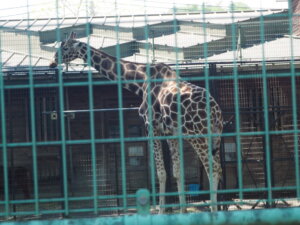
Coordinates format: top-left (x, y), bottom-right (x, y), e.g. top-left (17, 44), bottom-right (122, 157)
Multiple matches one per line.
top-left (50, 32), bottom-right (223, 214)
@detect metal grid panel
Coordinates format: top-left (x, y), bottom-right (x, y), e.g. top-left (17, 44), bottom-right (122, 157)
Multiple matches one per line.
top-left (0, 2), bottom-right (300, 225)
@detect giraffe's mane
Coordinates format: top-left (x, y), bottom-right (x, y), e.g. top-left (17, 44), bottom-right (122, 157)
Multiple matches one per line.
top-left (77, 40), bottom-right (162, 67)
top-left (75, 40), bottom-right (176, 80)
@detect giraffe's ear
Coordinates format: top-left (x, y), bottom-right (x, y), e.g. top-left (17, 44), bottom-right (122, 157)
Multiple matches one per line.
top-left (72, 42), bottom-right (81, 49)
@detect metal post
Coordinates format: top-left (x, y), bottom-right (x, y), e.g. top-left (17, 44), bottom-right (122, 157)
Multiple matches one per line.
top-left (8, 89), bottom-right (16, 219)
top-left (136, 189), bottom-right (150, 215)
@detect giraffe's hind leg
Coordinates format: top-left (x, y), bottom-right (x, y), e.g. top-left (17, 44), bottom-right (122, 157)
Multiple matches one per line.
top-left (166, 139), bottom-right (187, 213)
top-left (187, 138), bottom-right (222, 212)
top-left (144, 122), bottom-right (167, 213)
top-left (152, 137), bottom-right (167, 214)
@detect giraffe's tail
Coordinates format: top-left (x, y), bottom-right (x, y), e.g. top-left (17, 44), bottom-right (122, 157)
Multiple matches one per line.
top-left (211, 127), bottom-right (222, 156)
top-left (211, 108), bottom-right (223, 156)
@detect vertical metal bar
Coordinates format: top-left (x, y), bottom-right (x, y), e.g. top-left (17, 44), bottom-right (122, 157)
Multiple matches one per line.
top-left (55, 0), bottom-right (69, 216)
top-left (172, 6), bottom-right (186, 209)
top-left (230, 4), bottom-right (243, 202)
top-left (259, 11), bottom-right (273, 206)
top-left (42, 97), bottom-right (48, 141)
top-left (0, 26), bottom-right (10, 218)
top-left (114, 1), bottom-right (127, 211)
top-left (65, 88), bottom-right (74, 196)
top-left (143, 3), bottom-right (157, 209)
top-left (8, 95), bottom-right (16, 217)
top-left (288, 0), bottom-right (300, 198)
top-left (26, 0), bottom-right (39, 215)
top-left (85, 1), bottom-right (98, 214)
top-left (201, 5), bottom-right (215, 211)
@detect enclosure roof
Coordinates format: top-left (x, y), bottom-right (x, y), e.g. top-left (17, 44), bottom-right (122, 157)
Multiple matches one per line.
top-left (0, 49), bottom-right (50, 68)
top-left (45, 35), bottom-right (132, 49)
top-left (0, 9), bottom-right (291, 71)
top-left (0, 9), bottom-right (286, 32)
top-left (205, 36), bottom-right (300, 62)
top-left (1, 36), bottom-right (297, 73)
top-left (139, 32), bottom-right (225, 48)
top-left (2, 36), bottom-right (296, 70)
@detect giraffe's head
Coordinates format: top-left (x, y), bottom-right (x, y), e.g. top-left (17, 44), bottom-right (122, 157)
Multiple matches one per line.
top-left (49, 32), bottom-right (81, 68)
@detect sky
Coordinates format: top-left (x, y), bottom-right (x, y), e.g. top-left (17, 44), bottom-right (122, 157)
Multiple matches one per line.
top-left (0, 0), bottom-right (289, 19)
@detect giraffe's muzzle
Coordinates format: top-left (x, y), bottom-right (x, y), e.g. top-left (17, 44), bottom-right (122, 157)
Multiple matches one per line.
top-left (49, 61), bottom-right (58, 68)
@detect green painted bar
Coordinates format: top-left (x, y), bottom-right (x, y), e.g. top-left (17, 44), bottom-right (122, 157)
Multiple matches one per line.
top-left (259, 11), bottom-right (273, 206)
top-left (0, 21), bottom-right (10, 218)
top-left (2, 71), bottom-right (300, 91)
top-left (55, 0), bottom-right (69, 215)
top-left (114, 11), bottom-right (128, 211)
top-left (230, 4), bottom-right (243, 201)
top-left (143, 8), bottom-right (157, 208)
top-left (0, 128), bottom-right (300, 150)
top-left (172, 7), bottom-right (186, 210)
top-left (85, 20), bottom-right (99, 214)
top-left (26, 6), bottom-right (40, 215)
top-left (288, 0), bottom-right (300, 198)
top-left (0, 125), bottom-right (298, 160)
top-left (201, 4), bottom-right (215, 208)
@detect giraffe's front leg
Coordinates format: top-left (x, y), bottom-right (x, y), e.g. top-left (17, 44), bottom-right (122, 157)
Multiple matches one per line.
top-left (211, 157), bottom-right (222, 212)
top-left (140, 110), bottom-right (167, 213)
top-left (188, 138), bottom-right (221, 212)
top-left (152, 139), bottom-right (167, 214)
top-left (167, 139), bottom-right (187, 213)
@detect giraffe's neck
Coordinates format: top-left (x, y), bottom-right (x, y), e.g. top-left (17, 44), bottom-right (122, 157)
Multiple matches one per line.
top-left (77, 42), bottom-right (147, 97)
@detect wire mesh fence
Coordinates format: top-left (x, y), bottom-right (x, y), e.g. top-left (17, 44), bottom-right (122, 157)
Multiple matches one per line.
top-left (0, 1), bottom-right (300, 224)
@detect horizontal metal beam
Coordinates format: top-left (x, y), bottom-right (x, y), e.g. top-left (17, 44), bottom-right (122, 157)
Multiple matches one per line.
top-left (43, 107), bottom-right (140, 120)
top-left (64, 107), bottom-right (140, 113)
top-left (43, 107), bottom-right (139, 114)
top-left (2, 207), bottom-right (300, 225)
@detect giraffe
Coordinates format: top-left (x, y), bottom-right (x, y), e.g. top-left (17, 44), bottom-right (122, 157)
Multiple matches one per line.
top-left (49, 32), bottom-right (223, 213)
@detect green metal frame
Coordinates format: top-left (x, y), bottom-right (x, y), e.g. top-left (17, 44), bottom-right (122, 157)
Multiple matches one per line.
top-left (1, 196), bottom-right (300, 225)
top-left (0, 1), bottom-right (300, 224)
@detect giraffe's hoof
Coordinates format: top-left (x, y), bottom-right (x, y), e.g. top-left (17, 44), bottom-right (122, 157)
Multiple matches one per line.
top-left (211, 206), bottom-right (218, 212)
top-left (158, 207), bottom-right (166, 214)
top-left (158, 209), bottom-right (165, 214)
top-left (180, 207), bottom-right (187, 214)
